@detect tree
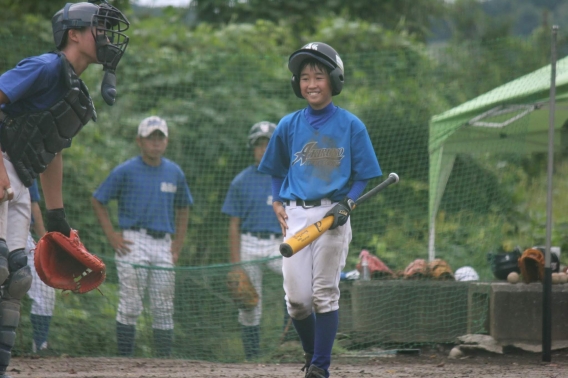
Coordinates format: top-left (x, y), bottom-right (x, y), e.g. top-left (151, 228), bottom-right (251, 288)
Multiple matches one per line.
top-left (190, 0), bottom-right (446, 42)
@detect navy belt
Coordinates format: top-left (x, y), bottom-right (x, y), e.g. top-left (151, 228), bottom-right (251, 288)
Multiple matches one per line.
top-left (245, 232), bottom-right (282, 240)
top-left (128, 227), bottom-right (168, 239)
top-left (285, 199), bottom-right (334, 208)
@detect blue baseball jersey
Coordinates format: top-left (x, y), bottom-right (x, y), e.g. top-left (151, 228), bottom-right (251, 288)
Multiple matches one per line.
top-left (258, 107), bottom-right (382, 201)
top-left (222, 165), bottom-right (281, 234)
top-left (0, 53), bottom-right (66, 117)
top-left (28, 179), bottom-right (40, 203)
top-left (93, 156), bottom-right (193, 234)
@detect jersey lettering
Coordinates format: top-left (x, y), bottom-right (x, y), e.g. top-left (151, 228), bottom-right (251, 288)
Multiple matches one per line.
top-left (160, 182), bottom-right (177, 193)
top-left (291, 142), bottom-right (344, 167)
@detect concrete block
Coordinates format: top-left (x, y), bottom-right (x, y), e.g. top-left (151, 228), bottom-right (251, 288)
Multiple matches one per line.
top-left (349, 280), bottom-right (471, 344)
top-left (490, 282), bottom-right (568, 344)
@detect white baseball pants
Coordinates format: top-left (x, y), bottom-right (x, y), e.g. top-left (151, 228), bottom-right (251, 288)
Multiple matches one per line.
top-left (282, 201), bottom-right (351, 320)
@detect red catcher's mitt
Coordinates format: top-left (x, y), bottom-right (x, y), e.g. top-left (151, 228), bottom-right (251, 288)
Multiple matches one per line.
top-left (34, 230), bottom-right (106, 293)
top-left (518, 248), bottom-right (544, 283)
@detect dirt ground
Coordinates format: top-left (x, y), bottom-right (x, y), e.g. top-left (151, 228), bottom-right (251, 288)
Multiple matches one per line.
top-left (7, 347), bottom-right (568, 378)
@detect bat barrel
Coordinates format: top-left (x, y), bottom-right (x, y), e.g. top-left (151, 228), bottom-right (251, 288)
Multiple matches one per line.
top-left (280, 243), bottom-right (294, 258)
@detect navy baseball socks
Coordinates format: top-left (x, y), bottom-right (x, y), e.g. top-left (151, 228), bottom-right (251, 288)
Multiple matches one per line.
top-left (241, 325), bottom-right (260, 360)
top-left (153, 328), bottom-right (173, 357)
top-left (116, 321), bottom-right (136, 357)
top-left (30, 314), bottom-right (51, 353)
top-left (293, 310), bottom-right (338, 378)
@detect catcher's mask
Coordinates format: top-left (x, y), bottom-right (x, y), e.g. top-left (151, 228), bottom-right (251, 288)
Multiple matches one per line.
top-left (52, 1), bottom-right (130, 71)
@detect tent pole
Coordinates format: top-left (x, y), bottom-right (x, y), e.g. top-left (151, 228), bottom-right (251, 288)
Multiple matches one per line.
top-left (428, 219), bottom-right (435, 262)
top-left (542, 24), bottom-right (558, 363)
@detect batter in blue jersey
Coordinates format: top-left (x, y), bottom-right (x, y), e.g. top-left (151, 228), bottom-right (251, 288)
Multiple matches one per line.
top-left (92, 116), bottom-right (192, 358)
top-left (222, 121), bottom-right (290, 360)
top-left (258, 43), bottom-right (381, 378)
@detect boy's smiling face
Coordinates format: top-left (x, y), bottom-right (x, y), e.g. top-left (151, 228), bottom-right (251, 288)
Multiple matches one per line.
top-left (299, 63), bottom-right (333, 110)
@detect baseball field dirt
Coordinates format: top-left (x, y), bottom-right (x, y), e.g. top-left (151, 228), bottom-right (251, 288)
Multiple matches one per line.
top-left (8, 346), bottom-right (568, 378)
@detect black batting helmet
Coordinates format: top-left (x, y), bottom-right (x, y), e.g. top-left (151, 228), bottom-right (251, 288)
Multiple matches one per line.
top-left (52, 1), bottom-right (129, 71)
top-left (248, 121), bottom-right (276, 148)
top-left (288, 42), bottom-right (345, 99)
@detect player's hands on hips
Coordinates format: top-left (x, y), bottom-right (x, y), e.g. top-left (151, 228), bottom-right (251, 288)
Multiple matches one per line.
top-left (45, 208), bottom-right (72, 237)
top-left (325, 198), bottom-right (355, 230)
top-left (110, 232), bottom-right (133, 256)
top-left (272, 201), bottom-right (288, 237)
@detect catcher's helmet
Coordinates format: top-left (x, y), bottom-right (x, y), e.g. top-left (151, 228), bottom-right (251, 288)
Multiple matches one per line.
top-left (248, 121), bottom-right (276, 148)
top-left (52, 1), bottom-right (129, 71)
top-left (288, 42), bottom-right (344, 99)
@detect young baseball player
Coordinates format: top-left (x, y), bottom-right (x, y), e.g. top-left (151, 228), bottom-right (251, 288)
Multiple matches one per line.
top-left (0, 1), bottom-right (128, 375)
top-left (92, 116), bottom-right (193, 358)
top-left (26, 180), bottom-right (56, 354)
top-left (222, 121), bottom-right (290, 360)
top-left (258, 42), bottom-right (382, 378)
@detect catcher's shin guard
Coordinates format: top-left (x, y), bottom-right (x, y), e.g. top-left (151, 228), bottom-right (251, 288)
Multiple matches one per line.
top-left (0, 298), bottom-right (22, 375)
top-left (6, 249), bottom-right (32, 299)
top-left (153, 328), bottom-right (173, 358)
top-left (0, 240), bottom-right (9, 285)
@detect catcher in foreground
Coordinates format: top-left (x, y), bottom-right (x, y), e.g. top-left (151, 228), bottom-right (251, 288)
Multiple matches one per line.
top-left (0, 1), bottom-right (128, 375)
top-left (35, 230), bottom-right (106, 294)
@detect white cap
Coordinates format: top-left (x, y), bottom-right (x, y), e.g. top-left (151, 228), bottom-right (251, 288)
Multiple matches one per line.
top-left (455, 266), bottom-right (479, 282)
top-left (138, 116), bottom-right (168, 138)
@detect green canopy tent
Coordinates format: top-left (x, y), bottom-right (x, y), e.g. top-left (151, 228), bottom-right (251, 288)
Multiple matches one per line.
top-left (428, 56), bottom-right (568, 260)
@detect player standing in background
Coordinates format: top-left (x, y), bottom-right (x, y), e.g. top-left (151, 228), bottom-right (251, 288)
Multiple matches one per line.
top-left (26, 179), bottom-right (56, 354)
top-left (222, 122), bottom-right (291, 360)
top-left (91, 116), bottom-right (193, 358)
top-left (258, 42), bottom-right (382, 378)
top-left (0, 1), bottom-right (128, 375)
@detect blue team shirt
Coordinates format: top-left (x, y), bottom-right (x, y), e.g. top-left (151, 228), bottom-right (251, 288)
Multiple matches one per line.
top-left (93, 156), bottom-right (193, 234)
top-left (28, 179), bottom-right (41, 226)
top-left (258, 106), bottom-right (382, 201)
top-left (0, 53), bottom-right (67, 116)
top-left (222, 165), bottom-right (281, 234)
top-left (29, 179), bottom-right (40, 203)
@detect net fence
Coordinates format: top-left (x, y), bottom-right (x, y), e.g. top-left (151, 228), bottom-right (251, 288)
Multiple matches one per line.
top-left (2, 32), bottom-right (567, 361)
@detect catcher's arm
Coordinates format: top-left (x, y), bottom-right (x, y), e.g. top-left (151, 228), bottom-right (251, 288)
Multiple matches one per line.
top-left (40, 153), bottom-right (64, 209)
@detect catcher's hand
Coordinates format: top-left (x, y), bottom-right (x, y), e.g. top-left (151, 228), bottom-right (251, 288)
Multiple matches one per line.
top-left (35, 230), bottom-right (106, 293)
top-left (226, 267), bottom-right (258, 310)
top-left (519, 248), bottom-right (544, 283)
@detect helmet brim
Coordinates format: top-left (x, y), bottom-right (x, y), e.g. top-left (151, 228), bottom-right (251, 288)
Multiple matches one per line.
top-left (288, 51), bottom-right (336, 75)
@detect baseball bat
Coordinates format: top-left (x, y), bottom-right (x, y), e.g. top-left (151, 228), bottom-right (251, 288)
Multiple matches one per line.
top-left (279, 172), bottom-right (400, 258)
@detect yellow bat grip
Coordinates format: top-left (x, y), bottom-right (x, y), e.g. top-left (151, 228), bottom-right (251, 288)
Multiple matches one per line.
top-left (279, 216), bottom-right (334, 257)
